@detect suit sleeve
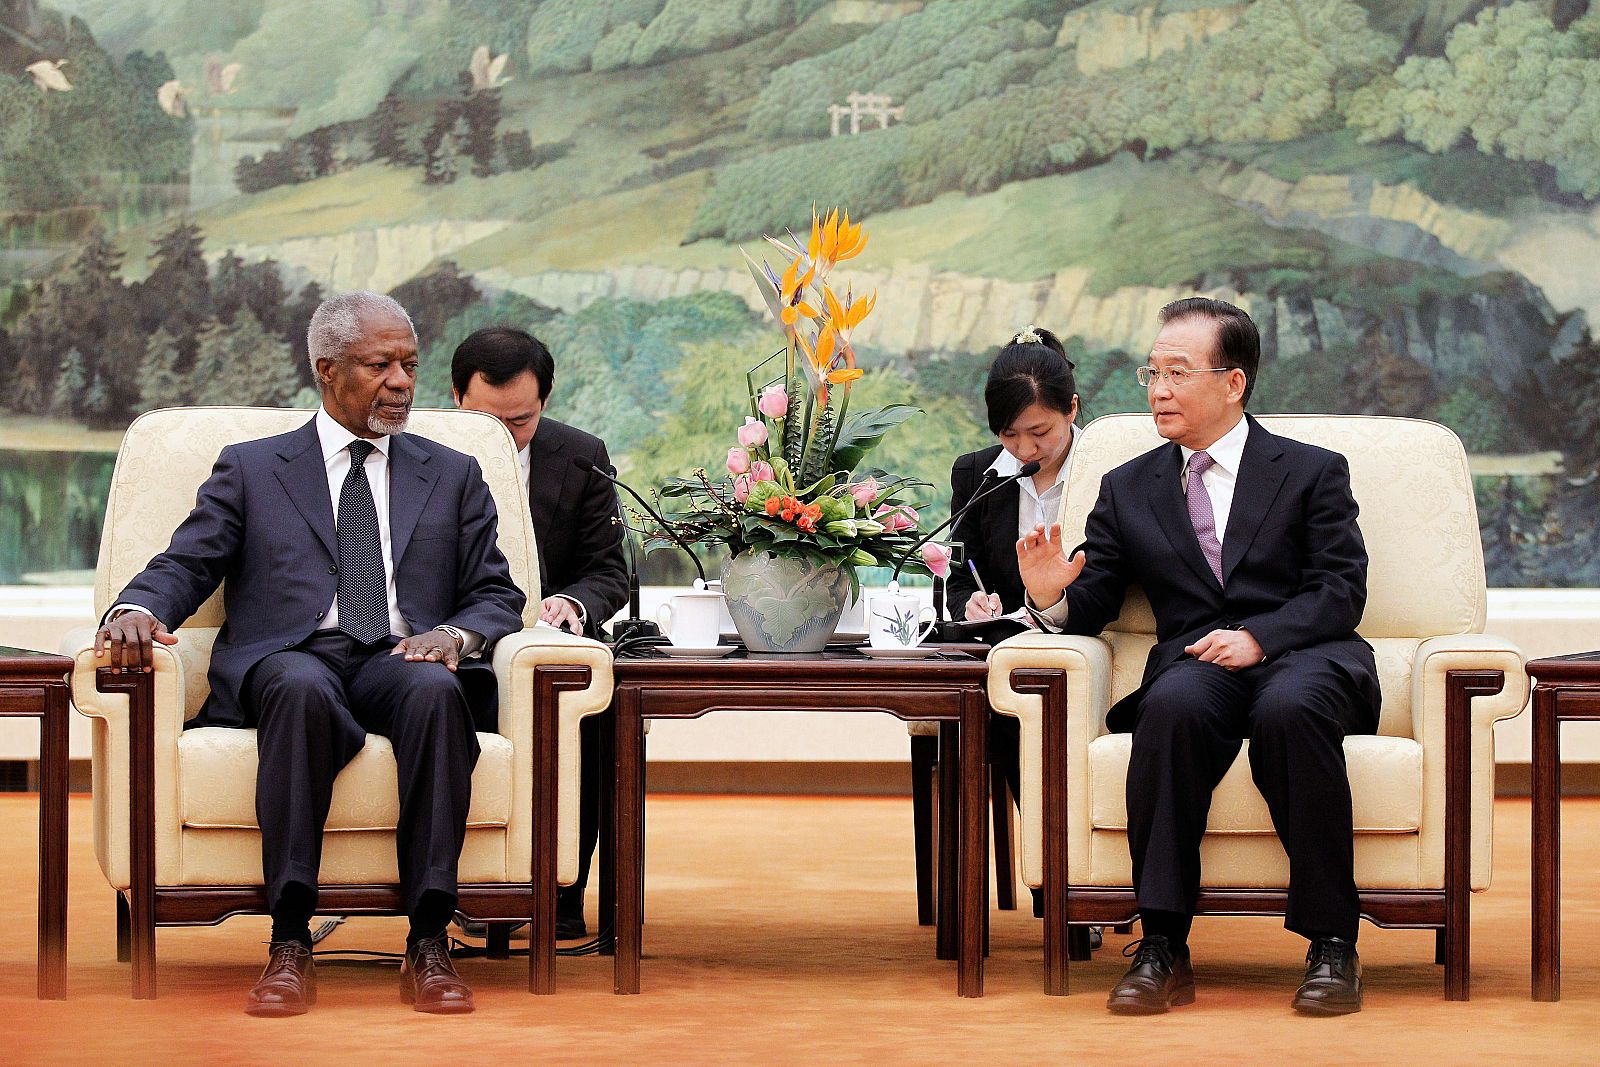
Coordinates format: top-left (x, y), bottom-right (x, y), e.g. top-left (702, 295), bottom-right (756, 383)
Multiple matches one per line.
top-left (546, 439), bottom-right (629, 636)
top-left (1235, 451), bottom-right (1368, 661)
top-left (112, 445), bottom-right (245, 630)
top-left (943, 456), bottom-right (979, 617)
top-left (1057, 474), bottom-right (1131, 636)
top-left (447, 456), bottom-right (528, 645)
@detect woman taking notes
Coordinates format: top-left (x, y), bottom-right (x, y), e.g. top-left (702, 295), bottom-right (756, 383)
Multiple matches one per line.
top-left (944, 325), bottom-right (1079, 624)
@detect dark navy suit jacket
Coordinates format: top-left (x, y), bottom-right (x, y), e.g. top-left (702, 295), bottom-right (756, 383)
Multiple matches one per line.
top-left (1054, 416), bottom-right (1380, 732)
top-left (114, 418), bottom-right (526, 730)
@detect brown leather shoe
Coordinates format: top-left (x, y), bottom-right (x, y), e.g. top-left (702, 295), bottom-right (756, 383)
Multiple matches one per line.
top-left (1106, 936), bottom-right (1195, 1015)
top-left (244, 940), bottom-right (316, 1017)
top-left (401, 935), bottom-right (475, 1014)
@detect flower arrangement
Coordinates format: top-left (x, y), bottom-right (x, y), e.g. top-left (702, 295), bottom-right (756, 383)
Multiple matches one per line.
top-left (646, 209), bottom-right (952, 594)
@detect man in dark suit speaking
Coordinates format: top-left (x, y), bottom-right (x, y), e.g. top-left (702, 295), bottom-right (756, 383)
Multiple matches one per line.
top-left (451, 326), bottom-right (627, 940)
top-left (1017, 298), bottom-right (1380, 1016)
top-left (94, 291), bottom-right (526, 1017)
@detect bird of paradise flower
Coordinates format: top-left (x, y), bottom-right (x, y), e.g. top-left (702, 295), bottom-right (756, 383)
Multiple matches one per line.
top-left (741, 208), bottom-right (891, 488)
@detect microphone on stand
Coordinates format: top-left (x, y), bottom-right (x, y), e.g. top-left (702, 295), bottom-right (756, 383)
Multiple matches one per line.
top-left (887, 461), bottom-right (1041, 589)
top-left (574, 456), bottom-right (709, 588)
top-left (599, 462), bottom-right (659, 644)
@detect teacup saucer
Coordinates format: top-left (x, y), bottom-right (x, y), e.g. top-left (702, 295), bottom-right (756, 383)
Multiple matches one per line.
top-left (659, 645), bottom-right (736, 658)
top-left (859, 646), bottom-right (940, 659)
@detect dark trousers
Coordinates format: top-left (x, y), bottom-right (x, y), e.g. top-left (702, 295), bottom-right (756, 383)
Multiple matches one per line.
top-left (557, 713), bottom-right (603, 917)
top-left (247, 630), bottom-right (481, 917)
top-left (1125, 652), bottom-right (1379, 943)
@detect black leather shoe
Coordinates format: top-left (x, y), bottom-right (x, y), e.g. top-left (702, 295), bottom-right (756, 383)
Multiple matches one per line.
top-left (556, 912), bottom-right (588, 941)
top-left (244, 940), bottom-right (316, 1017)
top-left (1293, 937), bottom-right (1363, 1016)
top-left (1106, 936), bottom-right (1195, 1015)
top-left (401, 935), bottom-right (475, 1014)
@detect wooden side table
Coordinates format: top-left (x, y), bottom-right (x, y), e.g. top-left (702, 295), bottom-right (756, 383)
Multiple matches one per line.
top-left (0, 645), bottom-right (73, 999)
top-left (1530, 651), bottom-right (1600, 1001)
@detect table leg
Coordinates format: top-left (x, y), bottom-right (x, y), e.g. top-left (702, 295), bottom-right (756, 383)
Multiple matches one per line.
top-left (614, 686), bottom-right (643, 995)
top-left (37, 681), bottom-right (69, 1000)
top-left (1532, 685), bottom-right (1561, 1001)
top-left (936, 722), bottom-right (959, 962)
top-left (958, 688), bottom-right (987, 997)
top-left (598, 707), bottom-right (616, 957)
top-left (529, 667), bottom-right (562, 994)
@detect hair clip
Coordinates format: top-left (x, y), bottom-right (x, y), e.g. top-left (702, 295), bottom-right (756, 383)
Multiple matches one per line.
top-left (1012, 324), bottom-right (1042, 346)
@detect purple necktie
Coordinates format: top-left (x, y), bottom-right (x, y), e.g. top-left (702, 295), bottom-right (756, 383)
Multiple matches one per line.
top-left (1186, 450), bottom-right (1223, 585)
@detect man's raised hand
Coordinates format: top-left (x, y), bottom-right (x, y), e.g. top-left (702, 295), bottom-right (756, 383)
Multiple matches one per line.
top-left (1016, 522), bottom-right (1086, 610)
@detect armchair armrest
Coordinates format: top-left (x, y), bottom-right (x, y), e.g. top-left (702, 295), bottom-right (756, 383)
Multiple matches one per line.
top-left (1410, 634), bottom-right (1527, 892)
top-left (987, 632), bottom-right (1113, 890)
top-left (492, 626), bottom-right (615, 886)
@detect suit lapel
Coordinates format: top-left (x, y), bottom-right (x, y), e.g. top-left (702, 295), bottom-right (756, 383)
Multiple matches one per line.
top-left (1149, 442), bottom-right (1222, 591)
top-left (527, 422), bottom-right (571, 546)
top-left (273, 419), bottom-right (336, 559)
top-left (1221, 417), bottom-right (1289, 583)
top-left (387, 433), bottom-right (440, 562)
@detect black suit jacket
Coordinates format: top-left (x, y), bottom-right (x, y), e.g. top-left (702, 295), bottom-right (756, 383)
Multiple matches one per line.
top-left (114, 418), bottom-right (527, 730)
top-left (526, 417), bottom-right (628, 639)
top-left (1054, 416), bottom-right (1380, 732)
top-left (944, 445), bottom-right (1026, 618)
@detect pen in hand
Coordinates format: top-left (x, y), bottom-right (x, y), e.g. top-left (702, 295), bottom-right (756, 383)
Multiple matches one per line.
top-left (968, 559), bottom-right (1000, 619)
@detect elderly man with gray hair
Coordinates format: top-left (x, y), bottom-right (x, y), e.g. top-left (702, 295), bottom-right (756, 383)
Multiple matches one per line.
top-left (94, 291), bottom-right (526, 1016)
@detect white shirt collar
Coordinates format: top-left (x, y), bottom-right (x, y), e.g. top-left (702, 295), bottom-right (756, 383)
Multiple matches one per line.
top-left (516, 442), bottom-right (531, 484)
top-left (1179, 413), bottom-right (1249, 476)
top-left (316, 406), bottom-right (391, 463)
top-left (985, 424), bottom-right (1078, 491)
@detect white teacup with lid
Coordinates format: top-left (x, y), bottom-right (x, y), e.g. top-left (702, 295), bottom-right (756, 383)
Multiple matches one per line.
top-left (655, 580), bottom-right (726, 648)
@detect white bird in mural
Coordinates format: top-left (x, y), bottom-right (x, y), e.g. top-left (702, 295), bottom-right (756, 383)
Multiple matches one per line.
top-left (25, 59), bottom-right (71, 92)
top-left (204, 58), bottom-right (241, 95)
top-left (469, 45), bottom-right (510, 92)
top-left (157, 79), bottom-right (189, 117)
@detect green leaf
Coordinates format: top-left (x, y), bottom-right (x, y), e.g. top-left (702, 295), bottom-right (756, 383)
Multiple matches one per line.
top-left (830, 404), bottom-right (921, 473)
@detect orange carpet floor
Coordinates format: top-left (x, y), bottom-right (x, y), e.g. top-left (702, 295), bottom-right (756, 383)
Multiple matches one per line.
top-left (4, 794), bottom-right (1599, 1064)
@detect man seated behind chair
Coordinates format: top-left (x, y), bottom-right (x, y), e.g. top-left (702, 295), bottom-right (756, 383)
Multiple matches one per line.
top-left (1016, 298), bottom-right (1380, 1016)
top-left (451, 326), bottom-right (627, 940)
top-left (94, 291), bottom-right (526, 1017)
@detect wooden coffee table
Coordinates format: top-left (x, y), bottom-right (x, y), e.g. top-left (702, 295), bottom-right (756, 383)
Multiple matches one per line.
top-left (0, 645), bottom-right (73, 998)
top-left (1530, 651), bottom-right (1600, 1001)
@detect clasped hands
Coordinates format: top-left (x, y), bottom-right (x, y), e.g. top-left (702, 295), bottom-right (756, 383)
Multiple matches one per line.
top-left (96, 611), bottom-right (465, 671)
top-left (1015, 522), bottom-right (1263, 671)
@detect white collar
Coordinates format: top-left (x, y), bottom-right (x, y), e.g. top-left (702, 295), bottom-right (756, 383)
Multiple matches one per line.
top-left (985, 424), bottom-right (1077, 492)
top-left (1179, 413), bottom-right (1249, 475)
top-left (315, 406), bottom-right (392, 463)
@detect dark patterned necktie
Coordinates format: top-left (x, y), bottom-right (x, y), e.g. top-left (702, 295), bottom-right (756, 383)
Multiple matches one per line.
top-left (1186, 450), bottom-right (1224, 585)
top-left (337, 440), bottom-right (388, 644)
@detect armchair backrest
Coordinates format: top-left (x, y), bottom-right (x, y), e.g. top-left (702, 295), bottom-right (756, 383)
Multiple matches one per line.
top-left (93, 407), bottom-right (542, 627)
top-left (1056, 414), bottom-right (1485, 702)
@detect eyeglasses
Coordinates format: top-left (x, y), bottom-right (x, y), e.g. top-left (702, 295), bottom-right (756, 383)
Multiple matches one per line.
top-left (1135, 365), bottom-right (1234, 388)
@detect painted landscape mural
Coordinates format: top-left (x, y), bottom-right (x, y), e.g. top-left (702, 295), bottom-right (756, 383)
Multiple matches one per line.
top-left (3, 0), bottom-right (1600, 587)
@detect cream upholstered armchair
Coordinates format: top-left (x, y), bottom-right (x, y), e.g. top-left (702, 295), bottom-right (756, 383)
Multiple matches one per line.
top-left (62, 407), bottom-right (614, 998)
top-left (986, 414), bottom-right (1527, 998)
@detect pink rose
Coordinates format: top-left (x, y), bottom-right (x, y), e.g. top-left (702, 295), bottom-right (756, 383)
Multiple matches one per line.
top-left (921, 541), bottom-right (953, 580)
top-left (727, 447), bottom-right (750, 475)
top-left (751, 460), bottom-right (775, 482)
top-left (758, 384), bottom-right (789, 419)
top-left (874, 503), bottom-right (918, 533)
top-left (733, 474), bottom-right (752, 503)
top-left (738, 416), bottom-right (768, 448)
top-left (850, 478), bottom-right (881, 508)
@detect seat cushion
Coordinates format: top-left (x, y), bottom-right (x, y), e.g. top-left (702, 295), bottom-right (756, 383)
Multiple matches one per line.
top-left (1088, 733), bottom-right (1422, 834)
top-left (179, 727), bottom-right (513, 830)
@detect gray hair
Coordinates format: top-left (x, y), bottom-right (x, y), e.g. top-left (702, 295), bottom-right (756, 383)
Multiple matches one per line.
top-left (306, 290), bottom-right (416, 376)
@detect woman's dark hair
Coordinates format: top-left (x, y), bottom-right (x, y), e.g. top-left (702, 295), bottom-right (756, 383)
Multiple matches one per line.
top-left (984, 326), bottom-right (1078, 435)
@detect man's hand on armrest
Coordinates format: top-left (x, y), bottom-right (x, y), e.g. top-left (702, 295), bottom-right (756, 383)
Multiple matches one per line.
top-left (95, 607), bottom-right (178, 672)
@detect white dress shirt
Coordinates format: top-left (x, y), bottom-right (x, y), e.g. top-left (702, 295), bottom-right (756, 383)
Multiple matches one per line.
top-left (1032, 415), bottom-right (1250, 628)
top-left (985, 424), bottom-right (1078, 538)
top-left (517, 440), bottom-right (587, 627)
top-left (314, 406), bottom-right (408, 640)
